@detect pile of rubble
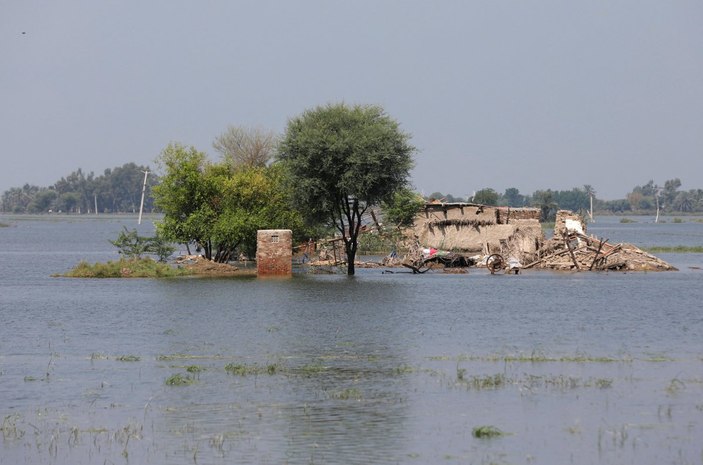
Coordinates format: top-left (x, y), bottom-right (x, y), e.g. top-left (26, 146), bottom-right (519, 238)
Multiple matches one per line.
top-left (524, 211), bottom-right (677, 272)
top-left (524, 232), bottom-right (677, 271)
top-left (174, 255), bottom-right (243, 275)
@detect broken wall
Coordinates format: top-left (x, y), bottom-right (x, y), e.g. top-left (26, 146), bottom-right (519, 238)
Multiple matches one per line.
top-left (409, 203), bottom-right (543, 261)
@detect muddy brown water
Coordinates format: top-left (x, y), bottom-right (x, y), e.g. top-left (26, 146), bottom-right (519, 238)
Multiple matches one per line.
top-left (1, 215), bottom-right (702, 464)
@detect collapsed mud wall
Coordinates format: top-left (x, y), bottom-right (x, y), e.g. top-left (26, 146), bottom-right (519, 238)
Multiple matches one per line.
top-left (408, 203), bottom-right (543, 262)
top-left (403, 203), bottom-right (676, 272)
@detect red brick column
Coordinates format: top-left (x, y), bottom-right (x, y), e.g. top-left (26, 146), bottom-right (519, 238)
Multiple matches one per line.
top-left (256, 230), bottom-right (293, 276)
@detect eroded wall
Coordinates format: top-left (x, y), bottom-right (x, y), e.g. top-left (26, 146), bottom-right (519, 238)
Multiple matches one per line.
top-left (409, 204), bottom-right (543, 261)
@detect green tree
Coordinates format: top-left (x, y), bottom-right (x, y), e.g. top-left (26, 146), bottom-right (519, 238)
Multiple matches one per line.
top-left (57, 192), bottom-right (81, 213)
top-left (382, 187), bottom-right (425, 228)
top-left (502, 187), bottom-right (525, 207)
top-left (152, 143), bottom-right (212, 256)
top-left (153, 143), bottom-right (302, 262)
top-left (662, 178), bottom-right (682, 208)
top-left (428, 192), bottom-right (446, 202)
top-left (532, 189), bottom-right (557, 222)
top-left (208, 163), bottom-right (305, 260)
top-left (27, 189), bottom-right (58, 213)
top-left (673, 191), bottom-right (694, 212)
top-left (279, 103), bottom-right (415, 275)
top-left (472, 188), bottom-right (499, 206)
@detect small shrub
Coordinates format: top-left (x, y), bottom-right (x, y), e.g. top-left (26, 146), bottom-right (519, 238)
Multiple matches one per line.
top-left (619, 218), bottom-right (636, 223)
top-left (224, 363), bottom-right (253, 376)
top-left (595, 378), bottom-right (613, 389)
top-left (110, 227), bottom-right (176, 262)
top-left (472, 425), bottom-right (505, 438)
top-left (165, 373), bottom-right (196, 386)
top-left (116, 355), bottom-right (140, 362)
top-left (266, 363), bottom-right (279, 375)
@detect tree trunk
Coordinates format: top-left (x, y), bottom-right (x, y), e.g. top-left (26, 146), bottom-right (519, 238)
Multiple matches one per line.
top-left (346, 240), bottom-right (356, 275)
top-left (347, 241), bottom-right (356, 276)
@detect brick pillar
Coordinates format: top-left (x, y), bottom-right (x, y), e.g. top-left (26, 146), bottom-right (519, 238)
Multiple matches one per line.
top-left (256, 229), bottom-right (293, 276)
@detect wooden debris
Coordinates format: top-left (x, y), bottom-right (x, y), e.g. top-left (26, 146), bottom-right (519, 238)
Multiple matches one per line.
top-left (527, 233), bottom-right (676, 272)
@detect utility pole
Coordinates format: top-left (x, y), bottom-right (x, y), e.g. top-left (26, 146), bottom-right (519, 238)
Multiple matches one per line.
top-left (138, 170), bottom-right (149, 225)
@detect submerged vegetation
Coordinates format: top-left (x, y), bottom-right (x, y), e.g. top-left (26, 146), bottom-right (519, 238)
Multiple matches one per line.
top-left (645, 246), bottom-right (703, 253)
top-left (5, 347), bottom-right (699, 463)
top-left (164, 373), bottom-right (196, 386)
top-left (58, 257), bottom-right (191, 278)
top-left (428, 353), bottom-right (629, 363)
top-left (224, 362), bottom-right (283, 376)
top-left (472, 425), bottom-right (507, 438)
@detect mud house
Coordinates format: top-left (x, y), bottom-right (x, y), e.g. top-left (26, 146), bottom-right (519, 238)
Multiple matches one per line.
top-left (408, 203), bottom-right (544, 264)
top-left (404, 202), bottom-right (675, 272)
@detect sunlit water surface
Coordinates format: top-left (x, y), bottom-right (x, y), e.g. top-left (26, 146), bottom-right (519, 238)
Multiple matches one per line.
top-left (1, 215), bottom-right (702, 465)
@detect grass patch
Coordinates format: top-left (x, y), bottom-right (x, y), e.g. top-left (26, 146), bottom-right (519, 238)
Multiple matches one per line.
top-left (224, 362), bottom-right (283, 376)
top-left (157, 353), bottom-right (215, 361)
top-left (57, 257), bottom-right (192, 278)
top-left (456, 372), bottom-right (507, 389)
top-left (472, 425), bottom-right (506, 438)
top-left (186, 365), bottom-right (203, 373)
top-left (298, 363), bottom-right (327, 376)
top-left (619, 217), bottom-right (637, 223)
top-left (0, 222), bottom-right (10, 228)
top-left (115, 355), bottom-right (140, 362)
top-left (645, 246), bottom-right (703, 253)
top-left (392, 364), bottom-right (416, 375)
top-left (329, 388), bottom-right (363, 400)
top-left (164, 373), bottom-right (196, 386)
top-left (430, 353), bottom-right (628, 363)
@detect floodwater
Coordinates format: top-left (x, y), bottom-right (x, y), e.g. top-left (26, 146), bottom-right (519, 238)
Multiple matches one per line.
top-left (1, 214), bottom-right (702, 465)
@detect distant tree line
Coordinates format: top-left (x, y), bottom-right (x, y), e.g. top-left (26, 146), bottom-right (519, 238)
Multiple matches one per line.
top-left (427, 178), bottom-right (703, 221)
top-left (1, 163), bottom-right (157, 214)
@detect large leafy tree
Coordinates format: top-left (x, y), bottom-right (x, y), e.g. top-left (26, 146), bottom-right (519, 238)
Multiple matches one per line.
top-left (279, 103), bottom-right (415, 275)
top-left (153, 142), bottom-right (303, 262)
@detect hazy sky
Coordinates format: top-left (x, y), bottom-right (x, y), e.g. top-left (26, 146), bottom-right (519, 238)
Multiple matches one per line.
top-left (2, 1), bottom-right (701, 200)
